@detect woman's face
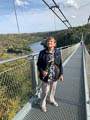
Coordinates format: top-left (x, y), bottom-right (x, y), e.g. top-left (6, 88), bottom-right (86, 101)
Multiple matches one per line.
top-left (47, 38), bottom-right (56, 49)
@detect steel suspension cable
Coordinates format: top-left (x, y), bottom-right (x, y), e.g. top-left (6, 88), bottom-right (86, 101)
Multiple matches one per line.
top-left (52, 0), bottom-right (81, 40)
top-left (42, 0), bottom-right (69, 28)
top-left (42, 0), bottom-right (81, 40)
top-left (52, 0), bottom-right (72, 28)
top-left (83, 15), bottom-right (90, 42)
top-left (53, 8), bottom-right (56, 31)
top-left (13, 0), bottom-right (20, 34)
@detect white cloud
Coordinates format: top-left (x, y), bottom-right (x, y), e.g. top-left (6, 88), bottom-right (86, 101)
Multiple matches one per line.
top-left (65, 0), bottom-right (79, 8)
top-left (15, 0), bottom-right (29, 7)
top-left (71, 15), bottom-right (76, 18)
top-left (57, 0), bottom-right (79, 9)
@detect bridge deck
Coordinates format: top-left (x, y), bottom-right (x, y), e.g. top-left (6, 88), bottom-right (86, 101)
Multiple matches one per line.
top-left (23, 45), bottom-right (86, 120)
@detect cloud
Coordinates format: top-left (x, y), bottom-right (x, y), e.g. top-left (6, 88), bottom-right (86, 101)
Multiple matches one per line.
top-left (57, 0), bottom-right (79, 9)
top-left (65, 0), bottom-right (79, 8)
top-left (71, 15), bottom-right (76, 18)
top-left (15, 0), bottom-right (29, 7)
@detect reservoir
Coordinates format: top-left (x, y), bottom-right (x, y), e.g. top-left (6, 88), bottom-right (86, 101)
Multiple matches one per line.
top-left (29, 41), bottom-right (44, 53)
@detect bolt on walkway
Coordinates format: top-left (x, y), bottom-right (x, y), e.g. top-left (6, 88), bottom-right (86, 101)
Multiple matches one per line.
top-left (23, 45), bottom-right (86, 120)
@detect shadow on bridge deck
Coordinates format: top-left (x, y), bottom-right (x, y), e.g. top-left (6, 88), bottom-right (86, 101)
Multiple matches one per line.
top-left (23, 45), bottom-right (86, 120)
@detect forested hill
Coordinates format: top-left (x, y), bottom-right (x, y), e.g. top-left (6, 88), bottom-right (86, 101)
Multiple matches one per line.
top-left (41, 24), bottom-right (90, 50)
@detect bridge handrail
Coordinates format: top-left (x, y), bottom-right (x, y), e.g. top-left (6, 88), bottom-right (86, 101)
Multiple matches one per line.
top-left (0, 43), bottom-right (79, 120)
top-left (83, 44), bottom-right (90, 120)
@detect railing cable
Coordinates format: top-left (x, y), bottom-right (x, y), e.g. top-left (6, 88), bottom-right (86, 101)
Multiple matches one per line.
top-left (52, 0), bottom-right (81, 40)
top-left (42, 0), bottom-right (69, 28)
top-left (52, 0), bottom-right (72, 28)
top-left (42, 0), bottom-right (81, 40)
top-left (83, 15), bottom-right (90, 42)
top-left (13, 0), bottom-right (20, 34)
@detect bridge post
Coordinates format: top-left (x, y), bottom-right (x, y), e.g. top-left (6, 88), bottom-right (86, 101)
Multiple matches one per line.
top-left (30, 55), bottom-right (38, 92)
top-left (60, 48), bottom-right (62, 58)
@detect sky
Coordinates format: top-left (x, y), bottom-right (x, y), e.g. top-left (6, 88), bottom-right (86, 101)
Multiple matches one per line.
top-left (0, 0), bottom-right (90, 34)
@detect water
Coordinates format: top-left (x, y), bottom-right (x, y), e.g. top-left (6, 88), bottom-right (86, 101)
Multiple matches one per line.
top-left (29, 41), bottom-right (44, 53)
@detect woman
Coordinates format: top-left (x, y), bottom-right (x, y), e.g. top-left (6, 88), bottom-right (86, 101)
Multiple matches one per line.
top-left (37, 36), bottom-right (63, 112)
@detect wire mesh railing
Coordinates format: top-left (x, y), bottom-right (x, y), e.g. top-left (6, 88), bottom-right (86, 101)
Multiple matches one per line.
top-left (61, 43), bottom-right (79, 62)
top-left (0, 43), bottom-right (79, 120)
top-left (0, 59), bottom-right (34, 120)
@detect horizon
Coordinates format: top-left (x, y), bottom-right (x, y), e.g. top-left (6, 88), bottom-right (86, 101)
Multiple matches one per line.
top-left (0, 23), bottom-right (88, 35)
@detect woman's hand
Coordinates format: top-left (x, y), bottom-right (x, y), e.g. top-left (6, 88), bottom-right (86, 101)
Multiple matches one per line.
top-left (42, 71), bottom-right (48, 77)
top-left (58, 75), bottom-right (63, 82)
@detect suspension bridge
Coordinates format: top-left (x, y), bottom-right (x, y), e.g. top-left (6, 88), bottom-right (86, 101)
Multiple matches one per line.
top-left (0, 0), bottom-right (90, 120)
top-left (0, 41), bottom-right (90, 120)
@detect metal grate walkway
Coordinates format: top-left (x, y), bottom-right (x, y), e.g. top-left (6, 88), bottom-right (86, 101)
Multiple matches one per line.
top-left (23, 45), bottom-right (86, 120)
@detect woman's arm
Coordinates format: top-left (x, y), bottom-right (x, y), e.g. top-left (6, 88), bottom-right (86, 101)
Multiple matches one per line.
top-left (37, 51), bottom-right (43, 73)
